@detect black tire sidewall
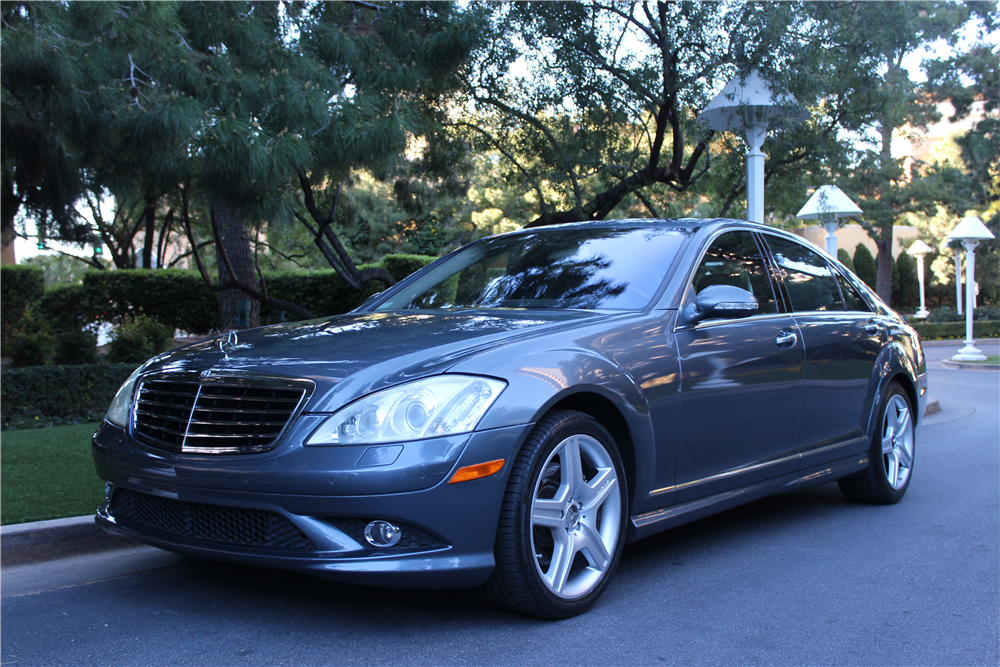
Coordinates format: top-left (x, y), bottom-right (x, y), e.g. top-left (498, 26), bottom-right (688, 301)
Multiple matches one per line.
top-left (870, 383), bottom-right (914, 502)
top-left (508, 410), bottom-right (628, 617)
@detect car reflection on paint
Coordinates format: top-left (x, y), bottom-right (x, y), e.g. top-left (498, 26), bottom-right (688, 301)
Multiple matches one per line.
top-left (94, 218), bottom-right (927, 618)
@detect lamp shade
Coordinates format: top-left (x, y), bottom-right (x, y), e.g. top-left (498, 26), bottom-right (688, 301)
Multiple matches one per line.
top-left (946, 216), bottom-right (995, 242)
top-left (796, 185), bottom-right (863, 219)
top-left (906, 240), bottom-right (933, 257)
top-left (698, 70), bottom-right (808, 131)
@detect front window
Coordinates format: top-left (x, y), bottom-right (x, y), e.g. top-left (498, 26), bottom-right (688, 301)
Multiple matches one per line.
top-left (376, 226), bottom-right (689, 311)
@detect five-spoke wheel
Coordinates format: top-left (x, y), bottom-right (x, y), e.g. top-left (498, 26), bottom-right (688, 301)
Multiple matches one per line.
top-left (839, 382), bottom-right (915, 504)
top-left (481, 410), bottom-right (627, 618)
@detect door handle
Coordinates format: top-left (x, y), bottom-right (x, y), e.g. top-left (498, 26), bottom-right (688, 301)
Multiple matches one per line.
top-left (776, 329), bottom-right (797, 348)
top-left (863, 319), bottom-right (880, 336)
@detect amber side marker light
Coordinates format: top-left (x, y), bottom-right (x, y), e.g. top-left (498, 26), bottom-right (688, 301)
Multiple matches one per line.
top-left (448, 459), bottom-right (505, 484)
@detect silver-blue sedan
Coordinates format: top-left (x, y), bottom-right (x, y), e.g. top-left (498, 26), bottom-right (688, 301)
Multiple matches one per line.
top-left (94, 218), bottom-right (927, 618)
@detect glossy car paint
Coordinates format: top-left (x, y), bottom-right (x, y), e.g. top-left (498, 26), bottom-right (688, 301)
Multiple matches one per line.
top-left (93, 218), bottom-right (928, 588)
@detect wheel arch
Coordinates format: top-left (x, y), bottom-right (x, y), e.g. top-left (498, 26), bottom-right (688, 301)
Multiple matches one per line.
top-left (866, 340), bottom-right (922, 437)
top-left (545, 392), bottom-right (637, 516)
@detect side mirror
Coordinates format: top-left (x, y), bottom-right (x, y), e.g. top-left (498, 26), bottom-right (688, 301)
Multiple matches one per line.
top-left (678, 285), bottom-right (759, 326)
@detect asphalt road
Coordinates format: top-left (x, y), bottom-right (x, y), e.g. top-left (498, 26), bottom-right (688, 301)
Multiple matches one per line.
top-left (3, 343), bottom-right (998, 667)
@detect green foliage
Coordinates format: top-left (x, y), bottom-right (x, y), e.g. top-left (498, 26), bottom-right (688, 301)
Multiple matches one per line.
top-left (53, 328), bottom-right (99, 366)
top-left (381, 254), bottom-right (437, 282)
top-left (929, 306), bottom-right (1000, 322)
top-left (84, 269), bottom-right (218, 333)
top-left (37, 283), bottom-right (97, 332)
top-left (6, 327), bottom-right (56, 368)
top-left (258, 270), bottom-right (382, 324)
top-left (1, 363), bottom-right (136, 426)
top-left (105, 315), bottom-right (173, 365)
top-left (895, 252), bottom-right (920, 309)
top-left (1, 422), bottom-right (106, 525)
top-left (911, 320), bottom-right (1000, 340)
top-left (853, 244), bottom-right (878, 289)
top-left (1, 265), bottom-right (45, 343)
top-left (837, 248), bottom-right (856, 273)
top-left (257, 255), bottom-right (434, 323)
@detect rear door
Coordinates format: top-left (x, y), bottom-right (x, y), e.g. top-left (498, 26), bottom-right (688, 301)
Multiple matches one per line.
top-left (760, 234), bottom-right (882, 468)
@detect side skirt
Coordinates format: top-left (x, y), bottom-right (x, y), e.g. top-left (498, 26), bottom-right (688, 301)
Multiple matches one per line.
top-left (628, 454), bottom-right (869, 542)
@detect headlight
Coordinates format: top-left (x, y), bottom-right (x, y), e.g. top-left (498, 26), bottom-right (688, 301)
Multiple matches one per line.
top-left (306, 375), bottom-right (506, 446)
top-left (105, 365), bottom-right (146, 428)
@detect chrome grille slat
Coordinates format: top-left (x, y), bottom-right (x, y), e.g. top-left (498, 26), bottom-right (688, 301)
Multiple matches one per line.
top-left (131, 373), bottom-right (311, 454)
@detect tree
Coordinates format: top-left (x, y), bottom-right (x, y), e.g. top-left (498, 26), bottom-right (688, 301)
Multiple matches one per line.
top-left (853, 243), bottom-right (877, 290)
top-left (2, 1), bottom-right (481, 328)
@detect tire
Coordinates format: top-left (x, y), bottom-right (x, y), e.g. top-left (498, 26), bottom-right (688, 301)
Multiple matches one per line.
top-left (838, 382), bottom-right (915, 504)
top-left (480, 410), bottom-right (628, 618)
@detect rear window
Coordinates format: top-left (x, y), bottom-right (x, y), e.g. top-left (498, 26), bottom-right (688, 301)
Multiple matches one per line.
top-left (376, 227), bottom-right (688, 311)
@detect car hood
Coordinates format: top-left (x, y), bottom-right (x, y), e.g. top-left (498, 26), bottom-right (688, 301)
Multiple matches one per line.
top-left (144, 310), bottom-right (612, 412)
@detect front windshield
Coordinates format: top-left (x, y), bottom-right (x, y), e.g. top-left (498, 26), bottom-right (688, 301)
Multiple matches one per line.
top-left (376, 226), bottom-right (688, 311)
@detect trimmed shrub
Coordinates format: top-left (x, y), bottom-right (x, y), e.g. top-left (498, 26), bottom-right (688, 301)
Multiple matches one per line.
top-left (85, 269), bottom-right (218, 334)
top-left (6, 328), bottom-right (57, 368)
top-left (37, 283), bottom-right (98, 332)
top-left (853, 244), bottom-right (877, 290)
top-left (1, 363), bottom-right (137, 426)
top-left (927, 306), bottom-right (1000, 322)
top-left (912, 320), bottom-right (1000, 340)
top-left (896, 252), bottom-right (919, 309)
top-left (106, 315), bottom-right (174, 365)
top-left (837, 248), bottom-right (855, 273)
top-left (53, 328), bottom-right (100, 365)
top-left (1, 265), bottom-right (45, 344)
top-left (382, 254), bottom-right (436, 281)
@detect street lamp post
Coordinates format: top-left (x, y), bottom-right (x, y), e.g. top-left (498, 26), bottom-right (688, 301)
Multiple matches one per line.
top-left (698, 70), bottom-right (807, 224)
top-left (946, 216), bottom-right (995, 361)
top-left (796, 185), bottom-right (863, 256)
top-left (906, 239), bottom-right (933, 319)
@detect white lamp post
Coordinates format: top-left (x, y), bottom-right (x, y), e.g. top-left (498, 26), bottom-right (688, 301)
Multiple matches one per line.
top-left (946, 216), bottom-right (995, 361)
top-left (698, 70), bottom-right (808, 223)
top-left (906, 239), bottom-right (933, 319)
top-left (796, 185), bottom-right (863, 256)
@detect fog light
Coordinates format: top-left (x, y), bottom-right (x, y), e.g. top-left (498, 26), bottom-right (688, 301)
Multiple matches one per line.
top-left (105, 482), bottom-right (113, 500)
top-left (364, 520), bottom-right (401, 547)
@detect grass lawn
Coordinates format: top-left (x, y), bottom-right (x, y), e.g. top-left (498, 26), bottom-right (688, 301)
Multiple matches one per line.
top-left (1, 422), bottom-right (105, 526)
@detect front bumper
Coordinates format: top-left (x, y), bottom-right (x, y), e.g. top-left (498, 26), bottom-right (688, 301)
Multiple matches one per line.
top-left (93, 420), bottom-right (530, 589)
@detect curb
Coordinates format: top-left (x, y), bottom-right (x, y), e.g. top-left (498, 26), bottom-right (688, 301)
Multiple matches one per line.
top-left (940, 360), bottom-right (1000, 371)
top-left (920, 338), bottom-right (999, 347)
top-left (925, 397), bottom-right (940, 417)
top-left (1, 514), bottom-right (138, 567)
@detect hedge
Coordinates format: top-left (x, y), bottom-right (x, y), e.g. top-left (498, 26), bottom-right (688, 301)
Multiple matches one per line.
top-left (1, 363), bottom-right (137, 427)
top-left (85, 269), bottom-right (218, 334)
top-left (912, 320), bottom-right (1000, 340)
top-left (1, 265), bottom-right (45, 342)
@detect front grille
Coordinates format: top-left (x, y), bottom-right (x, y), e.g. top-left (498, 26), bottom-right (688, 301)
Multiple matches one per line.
top-left (111, 489), bottom-right (315, 552)
top-left (328, 517), bottom-right (447, 551)
top-left (132, 373), bottom-right (311, 454)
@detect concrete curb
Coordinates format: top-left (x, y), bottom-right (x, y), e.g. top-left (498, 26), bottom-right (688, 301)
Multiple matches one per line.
top-left (925, 397), bottom-right (940, 417)
top-left (1, 514), bottom-right (138, 567)
top-left (920, 337), bottom-right (998, 347)
top-left (940, 360), bottom-right (1000, 371)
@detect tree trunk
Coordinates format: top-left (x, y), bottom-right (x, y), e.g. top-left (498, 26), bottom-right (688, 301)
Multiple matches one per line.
top-left (213, 202), bottom-right (259, 331)
top-left (141, 198), bottom-right (156, 269)
top-left (875, 238), bottom-right (894, 304)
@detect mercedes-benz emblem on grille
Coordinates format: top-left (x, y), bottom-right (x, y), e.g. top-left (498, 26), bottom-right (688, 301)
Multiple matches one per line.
top-left (220, 331), bottom-right (238, 359)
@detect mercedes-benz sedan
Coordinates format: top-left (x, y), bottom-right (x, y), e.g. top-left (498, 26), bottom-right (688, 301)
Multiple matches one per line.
top-left (94, 218), bottom-right (926, 618)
